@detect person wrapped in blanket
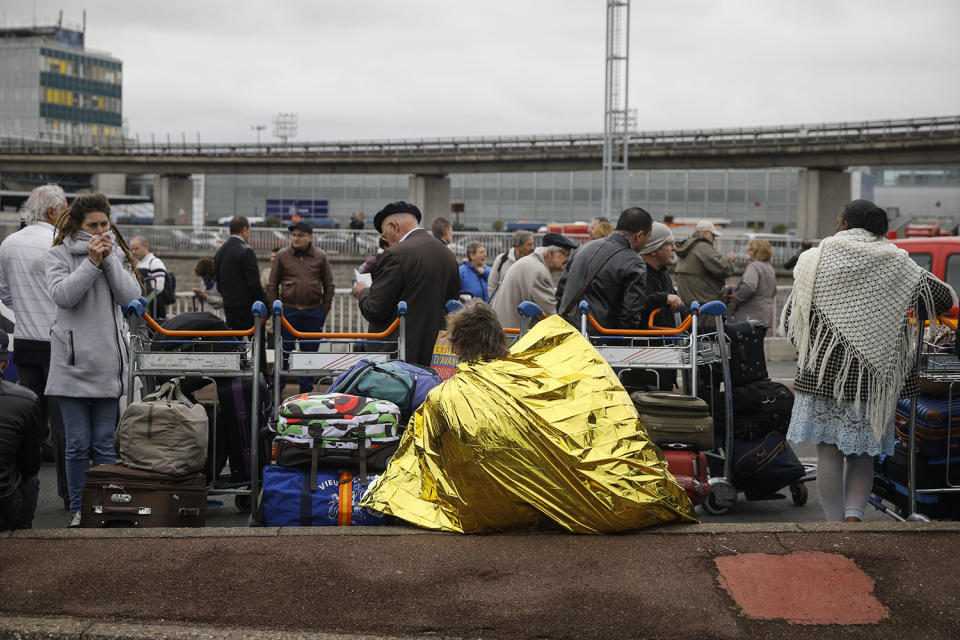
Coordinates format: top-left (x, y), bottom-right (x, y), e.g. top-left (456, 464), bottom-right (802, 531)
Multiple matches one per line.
top-left (359, 299), bottom-right (696, 533)
top-left (780, 199), bottom-right (957, 523)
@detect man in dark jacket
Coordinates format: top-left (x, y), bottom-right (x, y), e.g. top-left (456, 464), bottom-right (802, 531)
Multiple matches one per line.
top-left (0, 329), bottom-right (43, 531)
top-left (555, 207), bottom-right (653, 331)
top-left (268, 220), bottom-right (335, 392)
top-left (214, 216), bottom-right (268, 331)
top-left (353, 202), bottom-right (460, 367)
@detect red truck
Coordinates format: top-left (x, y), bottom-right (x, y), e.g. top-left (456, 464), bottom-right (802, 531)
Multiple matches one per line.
top-left (892, 236), bottom-right (960, 316)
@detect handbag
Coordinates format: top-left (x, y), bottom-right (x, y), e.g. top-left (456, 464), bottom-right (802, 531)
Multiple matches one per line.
top-left (115, 378), bottom-right (209, 476)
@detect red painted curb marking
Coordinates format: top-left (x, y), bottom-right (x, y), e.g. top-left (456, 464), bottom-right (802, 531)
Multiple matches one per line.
top-left (715, 551), bottom-right (888, 625)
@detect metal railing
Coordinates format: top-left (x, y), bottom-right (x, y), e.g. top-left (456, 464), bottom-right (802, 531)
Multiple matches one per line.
top-left (2, 115), bottom-right (957, 157)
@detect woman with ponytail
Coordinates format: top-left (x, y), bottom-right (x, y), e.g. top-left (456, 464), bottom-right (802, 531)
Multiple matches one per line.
top-left (780, 199), bottom-right (956, 522)
top-left (44, 194), bottom-right (142, 527)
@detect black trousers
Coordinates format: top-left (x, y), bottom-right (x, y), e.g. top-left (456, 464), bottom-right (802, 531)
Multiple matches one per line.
top-left (17, 363), bottom-right (68, 501)
top-left (0, 475), bottom-right (40, 531)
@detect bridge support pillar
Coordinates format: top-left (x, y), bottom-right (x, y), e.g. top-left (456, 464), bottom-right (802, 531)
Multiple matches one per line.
top-left (92, 173), bottom-right (125, 196)
top-left (409, 174), bottom-right (450, 230)
top-left (796, 168), bottom-right (851, 239)
top-left (154, 175), bottom-right (193, 224)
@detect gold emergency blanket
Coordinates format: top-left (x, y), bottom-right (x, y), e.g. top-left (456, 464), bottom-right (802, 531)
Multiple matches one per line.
top-left (359, 315), bottom-right (698, 533)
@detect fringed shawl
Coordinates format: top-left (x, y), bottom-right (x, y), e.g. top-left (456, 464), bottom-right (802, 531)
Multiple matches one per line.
top-left (778, 228), bottom-right (946, 440)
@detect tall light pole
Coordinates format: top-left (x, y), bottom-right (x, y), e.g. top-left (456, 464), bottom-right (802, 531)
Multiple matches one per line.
top-left (272, 113), bottom-right (298, 144)
top-left (251, 124), bottom-right (265, 144)
top-left (602, 0), bottom-right (630, 219)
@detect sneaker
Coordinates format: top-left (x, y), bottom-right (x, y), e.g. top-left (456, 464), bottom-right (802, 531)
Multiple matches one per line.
top-left (68, 512), bottom-right (81, 528)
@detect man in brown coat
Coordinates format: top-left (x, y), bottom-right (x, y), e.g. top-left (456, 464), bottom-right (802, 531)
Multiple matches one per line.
top-left (352, 202), bottom-right (460, 367)
top-left (269, 220), bottom-right (335, 392)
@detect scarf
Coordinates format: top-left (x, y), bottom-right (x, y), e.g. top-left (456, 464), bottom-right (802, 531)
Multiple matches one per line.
top-left (778, 228), bottom-right (945, 440)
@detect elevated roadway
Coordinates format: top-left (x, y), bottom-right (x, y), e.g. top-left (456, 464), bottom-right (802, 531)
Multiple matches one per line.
top-left (1, 115), bottom-right (958, 175)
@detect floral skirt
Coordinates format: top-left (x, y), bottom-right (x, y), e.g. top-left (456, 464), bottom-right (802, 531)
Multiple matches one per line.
top-left (786, 392), bottom-right (896, 457)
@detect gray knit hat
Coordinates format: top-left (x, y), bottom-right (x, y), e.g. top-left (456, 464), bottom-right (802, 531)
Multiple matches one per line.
top-left (638, 222), bottom-right (675, 255)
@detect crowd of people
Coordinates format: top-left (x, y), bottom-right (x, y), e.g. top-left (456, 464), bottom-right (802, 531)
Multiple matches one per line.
top-left (0, 182), bottom-right (954, 530)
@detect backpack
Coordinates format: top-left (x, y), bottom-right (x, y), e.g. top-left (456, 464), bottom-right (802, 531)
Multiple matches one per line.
top-left (327, 360), bottom-right (442, 422)
top-left (158, 270), bottom-right (177, 306)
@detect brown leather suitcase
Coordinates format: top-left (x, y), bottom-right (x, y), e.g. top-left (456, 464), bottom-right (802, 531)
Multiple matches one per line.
top-left (80, 464), bottom-right (207, 528)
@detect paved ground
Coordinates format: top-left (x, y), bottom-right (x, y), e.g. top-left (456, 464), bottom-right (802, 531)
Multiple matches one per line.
top-left (2, 523), bottom-right (959, 639)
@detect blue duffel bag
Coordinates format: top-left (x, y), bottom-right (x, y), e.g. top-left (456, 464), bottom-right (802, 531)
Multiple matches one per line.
top-left (327, 359), bottom-right (442, 421)
top-left (262, 465), bottom-right (392, 527)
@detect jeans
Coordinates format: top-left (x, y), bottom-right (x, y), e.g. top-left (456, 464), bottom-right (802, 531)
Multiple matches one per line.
top-left (57, 397), bottom-right (119, 512)
top-left (281, 308), bottom-right (327, 393)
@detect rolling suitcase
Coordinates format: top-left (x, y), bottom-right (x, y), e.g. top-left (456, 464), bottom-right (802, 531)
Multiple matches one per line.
top-left (631, 391), bottom-right (714, 451)
top-left (80, 464), bottom-right (206, 528)
top-left (872, 445), bottom-right (960, 519)
top-left (894, 396), bottom-right (960, 458)
top-left (663, 449), bottom-right (711, 505)
top-left (724, 320), bottom-right (768, 386)
top-left (731, 431), bottom-right (804, 498)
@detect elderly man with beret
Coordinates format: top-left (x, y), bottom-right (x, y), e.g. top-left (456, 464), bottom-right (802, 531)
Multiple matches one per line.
top-left (352, 202), bottom-right (460, 367)
top-left (490, 232), bottom-right (578, 329)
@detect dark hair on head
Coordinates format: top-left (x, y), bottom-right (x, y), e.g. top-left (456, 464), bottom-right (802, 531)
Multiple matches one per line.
top-left (432, 216), bottom-right (452, 236)
top-left (53, 193), bottom-right (142, 289)
top-left (229, 216), bottom-right (250, 235)
top-left (615, 207), bottom-right (654, 235)
top-left (447, 300), bottom-right (509, 362)
top-left (841, 199), bottom-right (888, 237)
top-left (194, 257), bottom-right (215, 278)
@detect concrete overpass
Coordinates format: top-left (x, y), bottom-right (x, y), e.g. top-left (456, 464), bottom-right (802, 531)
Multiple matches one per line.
top-left (2, 115), bottom-right (958, 238)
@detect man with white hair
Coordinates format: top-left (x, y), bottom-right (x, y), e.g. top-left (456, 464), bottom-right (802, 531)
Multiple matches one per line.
top-left (490, 232), bottom-right (577, 328)
top-left (488, 229), bottom-right (535, 294)
top-left (0, 184), bottom-right (69, 508)
top-left (129, 235), bottom-right (168, 319)
top-left (675, 220), bottom-right (737, 307)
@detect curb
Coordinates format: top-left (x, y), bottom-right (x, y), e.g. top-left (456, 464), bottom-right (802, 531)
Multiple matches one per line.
top-left (5, 521), bottom-right (960, 540)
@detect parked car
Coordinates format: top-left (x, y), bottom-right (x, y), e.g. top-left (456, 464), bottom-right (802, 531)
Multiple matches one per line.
top-left (891, 236), bottom-right (960, 316)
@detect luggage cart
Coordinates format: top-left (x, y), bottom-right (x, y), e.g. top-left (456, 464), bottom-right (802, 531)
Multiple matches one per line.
top-left (125, 297), bottom-right (267, 524)
top-left (870, 314), bottom-right (960, 522)
top-left (270, 300), bottom-right (407, 414)
top-left (576, 299), bottom-right (810, 515)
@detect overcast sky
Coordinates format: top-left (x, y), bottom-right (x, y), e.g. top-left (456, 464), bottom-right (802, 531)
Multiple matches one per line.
top-left (4, 1), bottom-right (959, 143)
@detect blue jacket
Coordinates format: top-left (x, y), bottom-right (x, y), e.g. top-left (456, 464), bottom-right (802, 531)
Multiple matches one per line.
top-left (459, 263), bottom-right (491, 302)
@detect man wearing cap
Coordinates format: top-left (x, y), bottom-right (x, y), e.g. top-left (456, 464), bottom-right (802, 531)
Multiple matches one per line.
top-left (214, 216), bottom-right (268, 332)
top-left (352, 202), bottom-right (460, 367)
top-left (490, 232), bottom-right (577, 328)
top-left (269, 221), bottom-right (335, 393)
top-left (675, 220), bottom-right (737, 307)
top-left (555, 207), bottom-right (653, 331)
top-left (488, 230), bottom-right (535, 295)
top-left (0, 183), bottom-right (68, 508)
top-left (0, 328), bottom-right (43, 531)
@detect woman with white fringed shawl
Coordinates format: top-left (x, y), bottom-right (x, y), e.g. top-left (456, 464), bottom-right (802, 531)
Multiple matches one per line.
top-left (779, 199), bottom-right (957, 522)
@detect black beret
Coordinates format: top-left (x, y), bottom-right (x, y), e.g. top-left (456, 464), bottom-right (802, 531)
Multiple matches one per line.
top-left (542, 232), bottom-right (578, 250)
top-left (374, 201), bottom-right (422, 233)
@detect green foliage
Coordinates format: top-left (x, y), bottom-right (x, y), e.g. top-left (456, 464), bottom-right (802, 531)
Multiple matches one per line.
top-left (163, 217), bottom-right (176, 225)
top-left (264, 216), bottom-right (283, 228)
top-left (491, 219), bottom-right (504, 232)
top-left (771, 223), bottom-right (788, 234)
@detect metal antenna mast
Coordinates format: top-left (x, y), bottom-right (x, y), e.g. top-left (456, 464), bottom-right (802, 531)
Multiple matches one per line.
top-left (602, 0), bottom-right (630, 219)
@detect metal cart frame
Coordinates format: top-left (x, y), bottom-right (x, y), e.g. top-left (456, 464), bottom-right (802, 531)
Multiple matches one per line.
top-left (125, 297), bottom-right (267, 525)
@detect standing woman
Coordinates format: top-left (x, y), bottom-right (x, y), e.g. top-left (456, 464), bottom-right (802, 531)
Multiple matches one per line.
top-left (45, 194), bottom-right (142, 527)
top-left (728, 238), bottom-right (777, 328)
top-left (459, 242), bottom-right (491, 302)
top-left (780, 199), bottom-right (956, 523)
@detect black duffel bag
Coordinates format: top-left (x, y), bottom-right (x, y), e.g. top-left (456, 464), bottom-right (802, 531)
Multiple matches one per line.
top-left (724, 320), bottom-right (768, 386)
top-left (732, 431), bottom-right (804, 497)
top-left (731, 380), bottom-right (794, 441)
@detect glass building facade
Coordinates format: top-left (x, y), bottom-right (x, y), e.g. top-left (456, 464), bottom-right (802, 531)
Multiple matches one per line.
top-left (202, 168), bottom-right (800, 231)
top-left (0, 26), bottom-right (122, 140)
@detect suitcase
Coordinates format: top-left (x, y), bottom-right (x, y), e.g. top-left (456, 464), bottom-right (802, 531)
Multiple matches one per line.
top-left (894, 396), bottom-right (960, 458)
top-left (80, 464), bottom-right (206, 528)
top-left (872, 446), bottom-right (960, 519)
top-left (663, 449), bottom-right (711, 505)
top-left (631, 391), bottom-right (714, 451)
top-left (724, 320), bottom-right (768, 386)
top-left (262, 466), bottom-right (391, 527)
top-left (216, 375), bottom-right (271, 482)
top-left (731, 431), bottom-right (805, 497)
top-left (731, 380), bottom-right (794, 441)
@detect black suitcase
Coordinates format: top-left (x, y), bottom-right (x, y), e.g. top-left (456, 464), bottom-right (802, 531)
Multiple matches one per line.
top-left (215, 375), bottom-right (271, 482)
top-left (731, 431), bottom-right (804, 497)
top-left (871, 444), bottom-right (960, 519)
top-left (81, 464), bottom-right (206, 528)
top-left (731, 380), bottom-right (794, 441)
top-left (724, 320), bottom-right (768, 386)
